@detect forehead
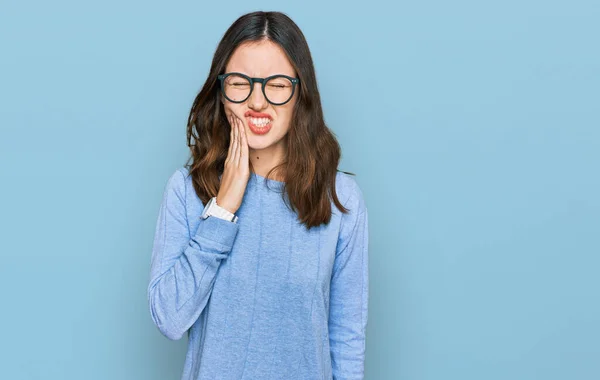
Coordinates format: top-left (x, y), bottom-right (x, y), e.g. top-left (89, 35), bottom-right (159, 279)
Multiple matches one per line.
top-left (225, 40), bottom-right (296, 77)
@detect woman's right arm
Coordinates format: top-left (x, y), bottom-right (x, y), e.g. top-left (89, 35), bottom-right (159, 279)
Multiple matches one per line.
top-left (147, 169), bottom-right (239, 340)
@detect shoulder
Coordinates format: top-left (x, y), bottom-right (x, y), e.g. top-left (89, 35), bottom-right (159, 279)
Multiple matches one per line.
top-left (162, 167), bottom-right (191, 204)
top-left (333, 171), bottom-right (368, 255)
top-left (335, 170), bottom-right (367, 217)
top-left (177, 166), bottom-right (191, 181)
top-left (164, 167), bottom-right (189, 189)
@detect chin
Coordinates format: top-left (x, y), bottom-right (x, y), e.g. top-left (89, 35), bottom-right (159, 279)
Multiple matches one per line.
top-left (247, 138), bottom-right (273, 151)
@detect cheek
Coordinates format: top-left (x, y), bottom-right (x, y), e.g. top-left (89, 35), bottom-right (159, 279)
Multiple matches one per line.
top-left (223, 102), bottom-right (237, 116)
top-left (275, 106), bottom-right (294, 132)
top-left (277, 116), bottom-right (291, 133)
top-left (223, 103), bottom-right (246, 123)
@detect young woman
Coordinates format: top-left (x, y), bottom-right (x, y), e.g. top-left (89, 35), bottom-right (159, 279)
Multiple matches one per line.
top-left (147, 11), bottom-right (369, 380)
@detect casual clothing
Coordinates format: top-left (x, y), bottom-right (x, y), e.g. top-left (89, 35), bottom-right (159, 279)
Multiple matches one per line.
top-left (147, 167), bottom-right (369, 379)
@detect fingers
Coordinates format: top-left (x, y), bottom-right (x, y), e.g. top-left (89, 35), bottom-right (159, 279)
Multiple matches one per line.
top-left (239, 115), bottom-right (248, 163)
top-left (232, 114), bottom-right (240, 166)
top-left (226, 114), bottom-right (234, 164)
top-left (226, 113), bottom-right (248, 169)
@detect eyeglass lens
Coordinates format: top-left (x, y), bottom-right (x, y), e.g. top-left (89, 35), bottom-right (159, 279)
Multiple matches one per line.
top-left (223, 74), bottom-right (294, 104)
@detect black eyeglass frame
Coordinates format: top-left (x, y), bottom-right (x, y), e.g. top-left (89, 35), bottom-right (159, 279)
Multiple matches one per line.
top-left (217, 72), bottom-right (300, 106)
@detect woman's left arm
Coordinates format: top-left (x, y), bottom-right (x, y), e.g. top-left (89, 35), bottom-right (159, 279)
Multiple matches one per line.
top-left (329, 192), bottom-right (369, 380)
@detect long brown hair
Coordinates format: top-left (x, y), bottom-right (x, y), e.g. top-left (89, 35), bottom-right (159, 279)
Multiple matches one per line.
top-left (184, 11), bottom-right (354, 229)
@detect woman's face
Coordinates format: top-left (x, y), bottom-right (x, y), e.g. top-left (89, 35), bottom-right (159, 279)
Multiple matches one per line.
top-left (222, 40), bottom-right (298, 152)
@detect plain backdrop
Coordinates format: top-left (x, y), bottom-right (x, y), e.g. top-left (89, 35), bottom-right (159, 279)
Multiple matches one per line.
top-left (1, 1), bottom-right (599, 379)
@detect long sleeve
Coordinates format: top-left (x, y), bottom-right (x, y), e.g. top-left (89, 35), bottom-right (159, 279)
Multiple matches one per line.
top-left (329, 194), bottom-right (369, 380)
top-left (147, 169), bottom-right (239, 340)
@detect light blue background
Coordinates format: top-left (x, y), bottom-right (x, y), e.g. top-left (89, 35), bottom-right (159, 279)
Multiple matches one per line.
top-left (1, 1), bottom-right (598, 379)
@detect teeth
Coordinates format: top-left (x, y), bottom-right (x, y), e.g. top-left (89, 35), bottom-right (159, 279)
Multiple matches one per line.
top-left (250, 117), bottom-right (271, 127)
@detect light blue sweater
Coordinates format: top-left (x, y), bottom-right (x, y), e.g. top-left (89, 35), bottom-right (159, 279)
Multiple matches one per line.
top-left (147, 167), bottom-right (369, 380)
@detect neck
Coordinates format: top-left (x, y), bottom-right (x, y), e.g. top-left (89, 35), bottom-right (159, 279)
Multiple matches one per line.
top-left (249, 141), bottom-right (286, 181)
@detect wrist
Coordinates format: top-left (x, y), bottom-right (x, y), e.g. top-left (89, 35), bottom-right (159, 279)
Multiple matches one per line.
top-left (202, 196), bottom-right (237, 223)
top-left (215, 197), bottom-right (237, 214)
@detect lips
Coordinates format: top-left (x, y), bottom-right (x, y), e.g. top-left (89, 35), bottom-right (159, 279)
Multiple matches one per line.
top-left (244, 110), bottom-right (272, 119)
top-left (247, 117), bottom-right (272, 135)
top-left (244, 110), bottom-right (272, 135)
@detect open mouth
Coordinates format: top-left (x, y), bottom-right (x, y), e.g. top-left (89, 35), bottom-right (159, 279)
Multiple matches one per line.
top-left (247, 117), bottom-right (272, 135)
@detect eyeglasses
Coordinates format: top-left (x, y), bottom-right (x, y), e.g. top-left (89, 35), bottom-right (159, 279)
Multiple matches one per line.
top-left (217, 72), bottom-right (300, 106)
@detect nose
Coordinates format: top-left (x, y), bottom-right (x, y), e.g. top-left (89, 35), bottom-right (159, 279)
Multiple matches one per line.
top-left (248, 81), bottom-right (268, 110)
